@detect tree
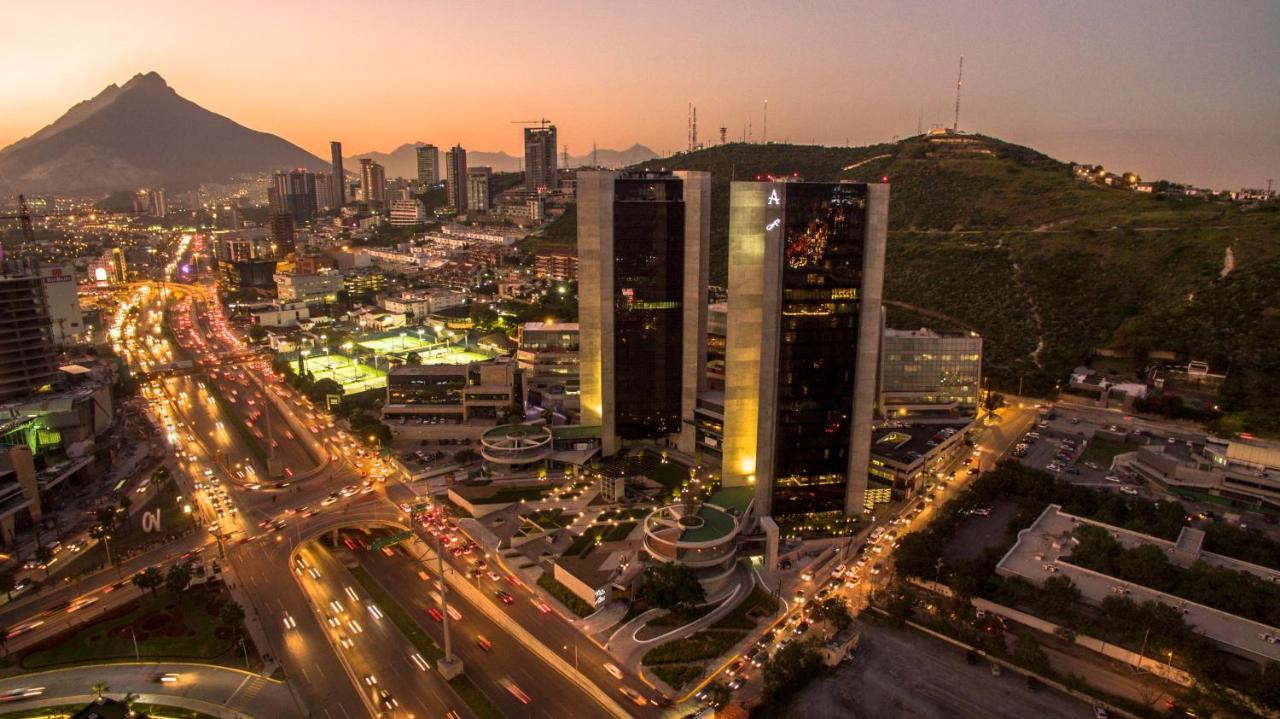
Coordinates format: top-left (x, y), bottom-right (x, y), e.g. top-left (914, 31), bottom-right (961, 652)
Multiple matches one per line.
top-left (892, 532), bottom-right (939, 579)
top-left (248, 325), bottom-right (268, 342)
top-left (132, 567), bottom-right (163, 597)
top-left (983, 391), bottom-right (1005, 417)
top-left (94, 507), bottom-right (117, 532)
top-left (34, 546), bottom-right (53, 577)
top-left (763, 639), bottom-right (823, 703)
top-left (703, 681), bottom-right (731, 708)
top-left (0, 572), bottom-right (14, 600)
top-left (91, 682), bottom-right (109, 701)
top-left (1248, 662), bottom-right (1280, 710)
top-left (453, 449), bottom-right (476, 465)
top-left (808, 596), bottom-right (852, 635)
top-left (405, 352), bottom-right (422, 365)
top-left (165, 563), bottom-right (192, 595)
top-left (219, 600), bottom-right (246, 634)
top-left (307, 378), bottom-right (344, 405)
top-left (638, 563), bottom-right (706, 614)
top-left (1038, 574), bottom-right (1082, 620)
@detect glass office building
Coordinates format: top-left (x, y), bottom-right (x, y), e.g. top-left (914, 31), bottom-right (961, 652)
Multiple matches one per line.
top-left (578, 170), bottom-right (710, 456)
top-left (879, 328), bottom-right (983, 420)
top-left (722, 181), bottom-right (889, 520)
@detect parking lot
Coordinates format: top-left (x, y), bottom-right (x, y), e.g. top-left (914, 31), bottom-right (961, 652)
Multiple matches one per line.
top-left (787, 618), bottom-right (1091, 719)
top-left (1013, 417), bottom-right (1149, 497)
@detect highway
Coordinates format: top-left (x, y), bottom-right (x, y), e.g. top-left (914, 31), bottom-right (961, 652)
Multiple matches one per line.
top-left (157, 273), bottom-right (646, 717)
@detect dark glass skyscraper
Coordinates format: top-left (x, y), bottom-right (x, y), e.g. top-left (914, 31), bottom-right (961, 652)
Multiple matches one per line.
top-left (722, 181), bottom-right (889, 520)
top-left (330, 141), bottom-right (345, 205)
top-left (578, 170), bottom-right (710, 456)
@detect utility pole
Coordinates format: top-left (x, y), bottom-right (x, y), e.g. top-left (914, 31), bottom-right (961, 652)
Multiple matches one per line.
top-left (435, 533), bottom-right (463, 679)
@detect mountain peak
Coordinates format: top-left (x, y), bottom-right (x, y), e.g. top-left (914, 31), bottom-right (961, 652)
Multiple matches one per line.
top-left (0, 71), bottom-right (325, 194)
top-left (121, 71), bottom-right (170, 92)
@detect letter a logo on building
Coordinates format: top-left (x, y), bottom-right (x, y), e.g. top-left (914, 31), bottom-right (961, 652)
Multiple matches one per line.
top-left (767, 190), bottom-right (781, 206)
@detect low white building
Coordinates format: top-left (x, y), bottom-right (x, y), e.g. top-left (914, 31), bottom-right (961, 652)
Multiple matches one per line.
top-left (382, 289), bottom-right (467, 318)
top-left (253, 302), bottom-right (310, 328)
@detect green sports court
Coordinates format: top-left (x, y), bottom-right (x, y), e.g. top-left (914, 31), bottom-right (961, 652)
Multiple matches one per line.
top-left (299, 353), bottom-right (387, 393)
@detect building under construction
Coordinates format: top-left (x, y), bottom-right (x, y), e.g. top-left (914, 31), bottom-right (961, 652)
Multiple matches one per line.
top-left (0, 258), bottom-right (59, 401)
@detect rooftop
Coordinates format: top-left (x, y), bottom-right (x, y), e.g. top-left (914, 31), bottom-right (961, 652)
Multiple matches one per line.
top-left (870, 420), bottom-right (971, 466)
top-left (680, 504), bottom-right (737, 543)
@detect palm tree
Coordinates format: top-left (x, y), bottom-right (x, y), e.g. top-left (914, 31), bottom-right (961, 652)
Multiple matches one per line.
top-left (91, 682), bottom-right (109, 701)
top-left (132, 567), bottom-right (163, 597)
top-left (123, 691), bottom-right (139, 717)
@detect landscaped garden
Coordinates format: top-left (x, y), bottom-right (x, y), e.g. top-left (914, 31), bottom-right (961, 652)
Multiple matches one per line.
top-left (536, 573), bottom-right (595, 617)
top-left (19, 583), bottom-right (250, 669)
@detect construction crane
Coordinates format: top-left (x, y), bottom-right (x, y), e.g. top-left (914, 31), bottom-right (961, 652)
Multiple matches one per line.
top-left (510, 118), bottom-right (553, 130)
top-left (0, 194), bottom-right (36, 262)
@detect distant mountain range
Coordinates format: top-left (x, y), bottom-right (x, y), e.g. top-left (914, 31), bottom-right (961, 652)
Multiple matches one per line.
top-left (346, 142), bottom-right (658, 179)
top-left (0, 72), bottom-right (327, 196)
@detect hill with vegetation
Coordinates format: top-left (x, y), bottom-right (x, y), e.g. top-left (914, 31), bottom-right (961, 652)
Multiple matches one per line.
top-left (607, 135), bottom-right (1280, 433)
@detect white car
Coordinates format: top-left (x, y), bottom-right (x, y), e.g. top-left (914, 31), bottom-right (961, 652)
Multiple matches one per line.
top-left (1119, 486), bottom-right (1139, 495)
top-left (603, 662), bottom-right (623, 680)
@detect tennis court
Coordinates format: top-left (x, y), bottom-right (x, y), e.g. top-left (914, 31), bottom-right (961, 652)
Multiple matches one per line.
top-left (357, 334), bottom-right (436, 355)
top-left (302, 353), bottom-right (387, 393)
top-left (416, 345), bottom-right (491, 365)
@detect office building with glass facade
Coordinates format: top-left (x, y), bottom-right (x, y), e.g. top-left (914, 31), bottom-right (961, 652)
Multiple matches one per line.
top-left (879, 328), bottom-right (982, 420)
top-left (721, 181), bottom-right (889, 520)
top-left (578, 170), bottom-right (711, 456)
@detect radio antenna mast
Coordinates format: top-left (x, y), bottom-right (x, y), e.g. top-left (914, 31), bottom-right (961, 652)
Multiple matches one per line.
top-left (953, 55), bottom-right (964, 133)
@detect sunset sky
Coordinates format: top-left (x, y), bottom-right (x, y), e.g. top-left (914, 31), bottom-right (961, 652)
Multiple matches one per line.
top-left (4, 0), bottom-right (1278, 188)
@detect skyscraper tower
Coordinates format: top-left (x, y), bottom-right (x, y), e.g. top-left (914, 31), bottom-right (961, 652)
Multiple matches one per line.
top-left (416, 145), bottom-right (440, 186)
top-left (360, 159), bottom-right (386, 207)
top-left (578, 170), bottom-right (711, 456)
top-left (445, 145), bottom-right (468, 214)
top-left (330, 141), bottom-right (346, 205)
top-left (721, 180), bottom-right (889, 523)
top-left (524, 125), bottom-right (558, 193)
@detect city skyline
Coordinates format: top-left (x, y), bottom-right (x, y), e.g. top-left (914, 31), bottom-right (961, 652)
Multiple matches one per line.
top-left (4, 1), bottom-right (1278, 189)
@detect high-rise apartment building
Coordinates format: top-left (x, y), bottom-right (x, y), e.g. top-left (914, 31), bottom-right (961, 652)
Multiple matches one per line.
top-left (445, 145), bottom-right (468, 214)
top-left (313, 173), bottom-right (338, 211)
top-left (0, 258), bottom-right (60, 401)
top-left (578, 170), bottom-right (711, 456)
top-left (721, 181), bottom-right (889, 520)
top-left (466, 167), bottom-right (492, 213)
top-left (360, 159), bottom-right (386, 207)
top-left (272, 170), bottom-right (318, 221)
top-left (330, 141), bottom-right (346, 205)
top-left (524, 125), bottom-right (558, 193)
top-left (879, 328), bottom-right (982, 420)
top-left (416, 145), bottom-right (440, 186)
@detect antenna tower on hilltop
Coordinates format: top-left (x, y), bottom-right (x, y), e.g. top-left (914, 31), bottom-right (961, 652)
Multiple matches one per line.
top-left (953, 55), bottom-right (964, 133)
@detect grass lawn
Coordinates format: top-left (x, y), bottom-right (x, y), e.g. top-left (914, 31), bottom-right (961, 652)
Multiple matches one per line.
top-left (641, 629), bottom-right (746, 665)
top-left (650, 663), bottom-right (705, 691)
top-left (19, 588), bottom-right (242, 669)
top-left (537, 573), bottom-right (595, 617)
top-left (708, 586), bottom-right (779, 631)
top-left (348, 565), bottom-right (503, 719)
top-left (474, 484), bottom-right (553, 505)
top-left (1079, 437), bottom-right (1139, 467)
